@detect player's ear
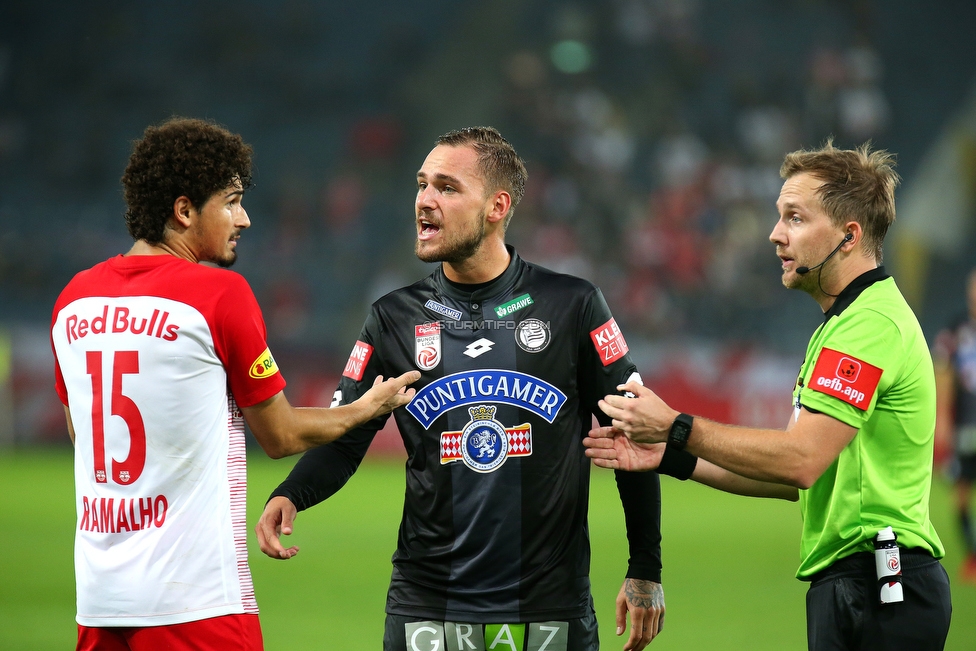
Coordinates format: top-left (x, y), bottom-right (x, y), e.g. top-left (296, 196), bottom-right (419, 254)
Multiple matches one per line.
top-left (172, 196), bottom-right (194, 229)
top-left (485, 190), bottom-right (511, 226)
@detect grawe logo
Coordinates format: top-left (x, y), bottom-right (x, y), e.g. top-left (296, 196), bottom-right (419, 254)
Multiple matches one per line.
top-left (494, 293), bottom-right (533, 318)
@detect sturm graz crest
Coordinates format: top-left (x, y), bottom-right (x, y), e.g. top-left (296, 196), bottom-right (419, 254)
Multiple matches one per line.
top-left (515, 318), bottom-right (550, 352)
top-left (460, 405), bottom-right (509, 473)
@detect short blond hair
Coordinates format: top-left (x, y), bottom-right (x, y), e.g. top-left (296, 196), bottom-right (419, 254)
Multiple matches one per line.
top-left (781, 140), bottom-right (900, 262)
top-left (436, 127), bottom-right (527, 229)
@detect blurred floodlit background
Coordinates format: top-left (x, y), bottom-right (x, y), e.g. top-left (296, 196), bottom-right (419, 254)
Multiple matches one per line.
top-left (1, 1), bottom-right (976, 645)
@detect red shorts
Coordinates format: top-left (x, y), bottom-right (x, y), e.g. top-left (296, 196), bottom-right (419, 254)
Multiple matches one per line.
top-left (77, 613), bottom-right (263, 651)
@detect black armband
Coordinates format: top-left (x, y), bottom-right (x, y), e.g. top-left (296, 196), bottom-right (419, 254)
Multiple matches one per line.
top-left (657, 444), bottom-right (698, 480)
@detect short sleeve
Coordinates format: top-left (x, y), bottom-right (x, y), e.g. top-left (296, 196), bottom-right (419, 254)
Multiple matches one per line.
top-left (800, 309), bottom-right (898, 429)
top-left (211, 275), bottom-right (286, 408)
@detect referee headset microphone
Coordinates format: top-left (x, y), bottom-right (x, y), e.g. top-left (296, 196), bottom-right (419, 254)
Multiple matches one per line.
top-left (796, 232), bottom-right (854, 299)
top-left (796, 232), bottom-right (854, 275)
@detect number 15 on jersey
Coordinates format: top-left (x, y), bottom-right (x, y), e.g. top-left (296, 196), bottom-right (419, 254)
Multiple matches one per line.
top-left (85, 350), bottom-right (147, 485)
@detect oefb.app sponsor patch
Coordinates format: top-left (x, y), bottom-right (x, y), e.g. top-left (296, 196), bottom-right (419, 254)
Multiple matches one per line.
top-left (808, 347), bottom-right (882, 410)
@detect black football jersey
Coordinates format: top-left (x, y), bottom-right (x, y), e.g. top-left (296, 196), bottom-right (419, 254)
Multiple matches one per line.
top-left (271, 247), bottom-right (662, 622)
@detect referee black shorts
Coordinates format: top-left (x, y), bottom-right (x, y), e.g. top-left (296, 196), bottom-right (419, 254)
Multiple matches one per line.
top-left (805, 549), bottom-right (952, 651)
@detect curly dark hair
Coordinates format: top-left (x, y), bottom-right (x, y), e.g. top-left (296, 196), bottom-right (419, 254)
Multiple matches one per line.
top-left (121, 117), bottom-right (253, 244)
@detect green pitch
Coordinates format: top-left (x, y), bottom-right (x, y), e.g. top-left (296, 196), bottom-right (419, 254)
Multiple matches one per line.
top-left (1, 448), bottom-right (973, 650)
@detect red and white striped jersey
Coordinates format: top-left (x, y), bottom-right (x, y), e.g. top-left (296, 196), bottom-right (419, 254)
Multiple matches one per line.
top-left (51, 254), bottom-right (285, 627)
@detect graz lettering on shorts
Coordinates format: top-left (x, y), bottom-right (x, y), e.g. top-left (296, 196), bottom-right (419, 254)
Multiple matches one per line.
top-left (79, 494), bottom-right (168, 533)
top-left (404, 620), bottom-right (568, 651)
top-left (406, 370), bottom-right (568, 430)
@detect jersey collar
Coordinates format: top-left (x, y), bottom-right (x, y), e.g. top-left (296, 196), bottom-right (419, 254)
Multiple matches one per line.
top-left (433, 244), bottom-right (524, 301)
top-left (823, 266), bottom-right (890, 321)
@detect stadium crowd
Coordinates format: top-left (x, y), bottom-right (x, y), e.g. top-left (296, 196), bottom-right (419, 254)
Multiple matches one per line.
top-left (0, 0), bottom-right (971, 442)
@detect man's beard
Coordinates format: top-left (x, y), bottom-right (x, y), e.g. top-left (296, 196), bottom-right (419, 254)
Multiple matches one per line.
top-left (215, 234), bottom-right (240, 268)
top-left (415, 211), bottom-right (486, 264)
top-left (215, 251), bottom-right (237, 268)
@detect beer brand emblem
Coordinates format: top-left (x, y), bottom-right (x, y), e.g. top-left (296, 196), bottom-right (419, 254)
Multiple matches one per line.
top-left (407, 369), bottom-right (567, 429)
top-left (415, 322), bottom-right (442, 370)
top-left (440, 404), bottom-right (532, 473)
top-left (249, 348), bottom-right (280, 379)
top-left (515, 318), bottom-right (550, 352)
top-left (424, 299), bottom-right (462, 321)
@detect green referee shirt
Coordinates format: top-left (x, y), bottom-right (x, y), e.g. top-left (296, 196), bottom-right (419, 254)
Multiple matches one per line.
top-left (792, 266), bottom-right (944, 579)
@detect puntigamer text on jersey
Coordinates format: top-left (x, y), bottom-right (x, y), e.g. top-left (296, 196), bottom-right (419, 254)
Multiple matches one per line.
top-left (64, 304), bottom-right (181, 343)
top-left (407, 369), bottom-right (567, 430)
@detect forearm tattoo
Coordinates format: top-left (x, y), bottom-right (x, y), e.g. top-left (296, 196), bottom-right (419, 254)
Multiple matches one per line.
top-left (625, 578), bottom-right (664, 610)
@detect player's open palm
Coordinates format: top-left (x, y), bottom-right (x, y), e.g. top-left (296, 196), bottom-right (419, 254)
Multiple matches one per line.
top-left (584, 426), bottom-right (666, 472)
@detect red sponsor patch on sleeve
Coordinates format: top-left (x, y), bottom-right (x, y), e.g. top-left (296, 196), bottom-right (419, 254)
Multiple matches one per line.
top-left (807, 347), bottom-right (882, 410)
top-left (590, 317), bottom-right (629, 366)
top-left (342, 340), bottom-right (373, 381)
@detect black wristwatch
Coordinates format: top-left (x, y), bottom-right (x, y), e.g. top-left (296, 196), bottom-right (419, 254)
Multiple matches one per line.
top-left (668, 413), bottom-right (694, 450)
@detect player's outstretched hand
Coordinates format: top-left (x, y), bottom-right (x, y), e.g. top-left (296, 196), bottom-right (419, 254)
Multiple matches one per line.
top-left (617, 579), bottom-right (665, 650)
top-left (361, 371), bottom-right (421, 418)
top-left (598, 382), bottom-right (677, 444)
top-left (256, 496), bottom-right (300, 560)
top-left (584, 426), bottom-right (666, 472)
